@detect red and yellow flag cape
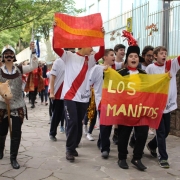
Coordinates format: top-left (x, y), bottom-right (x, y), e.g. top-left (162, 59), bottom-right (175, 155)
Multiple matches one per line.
top-left (100, 68), bottom-right (170, 129)
top-left (53, 13), bottom-right (104, 48)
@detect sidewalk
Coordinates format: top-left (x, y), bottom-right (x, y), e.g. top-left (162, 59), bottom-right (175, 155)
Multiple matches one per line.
top-left (0, 97), bottom-right (180, 180)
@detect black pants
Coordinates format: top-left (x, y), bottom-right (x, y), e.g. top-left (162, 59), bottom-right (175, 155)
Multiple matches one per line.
top-left (49, 96), bottom-right (53, 118)
top-left (97, 125), bottom-right (112, 153)
top-left (97, 110), bottom-right (112, 153)
top-left (30, 87), bottom-right (38, 105)
top-left (0, 116), bottom-right (22, 136)
top-left (148, 113), bottom-right (170, 160)
top-left (64, 100), bottom-right (88, 153)
top-left (49, 100), bottom-right (64, 137)
top-left (118, 125), bottom-right (148, 160)
top-left (84, 110), bottom-right (97, 134)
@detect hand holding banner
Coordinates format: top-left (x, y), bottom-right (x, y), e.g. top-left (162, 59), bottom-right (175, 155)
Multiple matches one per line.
top-left (53, 13), bottom-right (104, 48)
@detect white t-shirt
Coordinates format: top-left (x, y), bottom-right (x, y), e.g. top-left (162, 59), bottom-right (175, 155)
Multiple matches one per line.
top-left (141, 64), bottom-right (147, 70)
top-left (88, 64), bottom-right (120, 110)
top-left (50, 58), bottom-right (65, 99)
top-left (61, 51), bottom-right (96, 102)
top-left (115, 61), bottom-right (123, 70)
top-left (146, 57), bottom-right (180, 113)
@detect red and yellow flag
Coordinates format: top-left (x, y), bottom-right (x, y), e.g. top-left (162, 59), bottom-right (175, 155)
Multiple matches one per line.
top-left (53, 13), bottom-right (104, 48)
top-left (100, 68), bottom-right (170, 129)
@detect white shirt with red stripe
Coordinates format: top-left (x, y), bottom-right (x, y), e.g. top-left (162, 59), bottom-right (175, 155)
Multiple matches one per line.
top-left (146, 56), bottom-right (180, 113)
top-left (50, 58), bottom-right (65, 100)
top-left (61, 51), bottom-right (97, 102)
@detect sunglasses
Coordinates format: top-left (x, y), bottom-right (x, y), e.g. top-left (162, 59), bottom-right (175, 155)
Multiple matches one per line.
top-left (4, 55), bottom-right (15, 59)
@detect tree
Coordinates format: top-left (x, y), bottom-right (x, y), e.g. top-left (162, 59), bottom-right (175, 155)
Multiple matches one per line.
top-left (0, 0), bottom-right (83, 51)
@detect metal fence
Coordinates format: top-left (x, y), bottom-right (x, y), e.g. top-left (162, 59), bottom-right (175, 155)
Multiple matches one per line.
top-left (104, 2), bottom-right (180, 57)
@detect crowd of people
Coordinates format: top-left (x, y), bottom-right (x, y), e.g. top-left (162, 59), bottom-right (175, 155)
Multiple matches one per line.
top-left (0, 23), bottom-right (179, 173)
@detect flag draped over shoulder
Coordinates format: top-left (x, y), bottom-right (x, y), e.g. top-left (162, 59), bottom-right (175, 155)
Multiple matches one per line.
top-left (53, 13), bottom-right (104, 48)
top-left (100, 68), bottom-right (170, 129)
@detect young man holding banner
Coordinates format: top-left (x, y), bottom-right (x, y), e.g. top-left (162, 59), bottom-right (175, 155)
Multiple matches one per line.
top-left (146, 46), bottom-right (180, 168)
top-left (53, 13), bottom-right (105, 161)
top-left (116, 45), bottom-right (149, 171)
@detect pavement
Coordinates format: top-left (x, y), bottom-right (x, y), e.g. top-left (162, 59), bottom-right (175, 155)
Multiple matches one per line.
top-left (0, 97), bottom-right (180, 180)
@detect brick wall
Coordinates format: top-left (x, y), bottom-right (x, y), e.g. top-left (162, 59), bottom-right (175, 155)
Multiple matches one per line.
top-left (170, 71), bottom-right (180, 136)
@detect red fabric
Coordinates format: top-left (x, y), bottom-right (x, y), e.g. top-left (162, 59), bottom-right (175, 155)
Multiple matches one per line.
top-left (127, 66), bottom-right (137, 71)
top-left (100, 90), bottom-right (168, 129)
top-left (44, 78), bottom-right (49, 86)
top-left (94, 46), bottom-right (105, 61)
top-left (55, 82), bottom-right (64, 99)
top-left (111, 64), bottom-right (115, 70)
top-left (53, 13), bottom-right (104, 48)
top-left (22, 74), bottom-right (26, 82)
top-left (64, 56), bottom-right (89, 100)
top-left (154, 62), bottom-right (164, 66)
top-left (32, 69), bottom-right (38, 87)
top-left (165, 60), bottom-right (172, 72)
top-left (177, 56), bottom-right (180, 65)
top-left (53, 37), bottom-right (64, 57)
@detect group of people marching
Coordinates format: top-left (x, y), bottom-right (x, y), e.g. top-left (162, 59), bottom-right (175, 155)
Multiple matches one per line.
top-left (48, 24), bottom-right (180, 171)
top-left (0, 23), bottom-right (180, 172)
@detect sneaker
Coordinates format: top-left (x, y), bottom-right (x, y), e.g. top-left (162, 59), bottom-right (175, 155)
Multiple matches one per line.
top-left (86, 133), bottom-right (94, 141)
top-left (131, 159), bottom-right (147, 171)
top-left (158, 159), bottom-right (170, 168)
top-left (83, 125), bottom-right (88, 135)
top-left (49, 135), bottom-right (57, 141)
top-left (66, 152), bottom-right (75, 162)
top-left (118, 159), bottom-right (129, 169)
top-left (101, 151), bottom-right (109, 159)
top-left (60, 126), bottom-right (65, 133)
top-left (146, 144), bottom-right (157, 158)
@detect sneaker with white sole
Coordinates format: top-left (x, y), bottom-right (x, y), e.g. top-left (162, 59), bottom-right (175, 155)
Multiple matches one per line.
top-left (83, 125), bottom-right (88, 135)
top-left (158, 159), bottom-right (170, 168)
top-left (87, 133), bottom-right (94, 141)
top-left (60, 126), bottom-right (65, 133)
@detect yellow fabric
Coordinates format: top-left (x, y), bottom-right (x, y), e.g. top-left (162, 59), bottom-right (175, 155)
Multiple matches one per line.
top-left (103, 68), bottom-right (170, 94)
top-left (54, 17), bottom-right (104, 38)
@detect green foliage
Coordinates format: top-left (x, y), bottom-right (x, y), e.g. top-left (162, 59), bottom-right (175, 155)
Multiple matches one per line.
top-left (0, 0), bottom-right (84, 51)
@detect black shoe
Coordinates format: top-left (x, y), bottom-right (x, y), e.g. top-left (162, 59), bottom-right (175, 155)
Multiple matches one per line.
top-left (118, 159), bottom-right (129, 169)
top-left (146, 144), bottom-right (157, 158)
top-left (31, 105), bottom-right (35, 108)
top-left (72, 150), bottom-right (78, 157)
top-left (131, 159), bottom-right (147, 171)
top-left (11, 159), bottom-right (20, 169)
top-left (101, 151), bottom-right (109, 159)
top-left (66, 152), bottom-right (75, 162)
top-left (49, 135), bottom-right (57, 141)
top-left (129, 141), bottom-right (135, 148)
